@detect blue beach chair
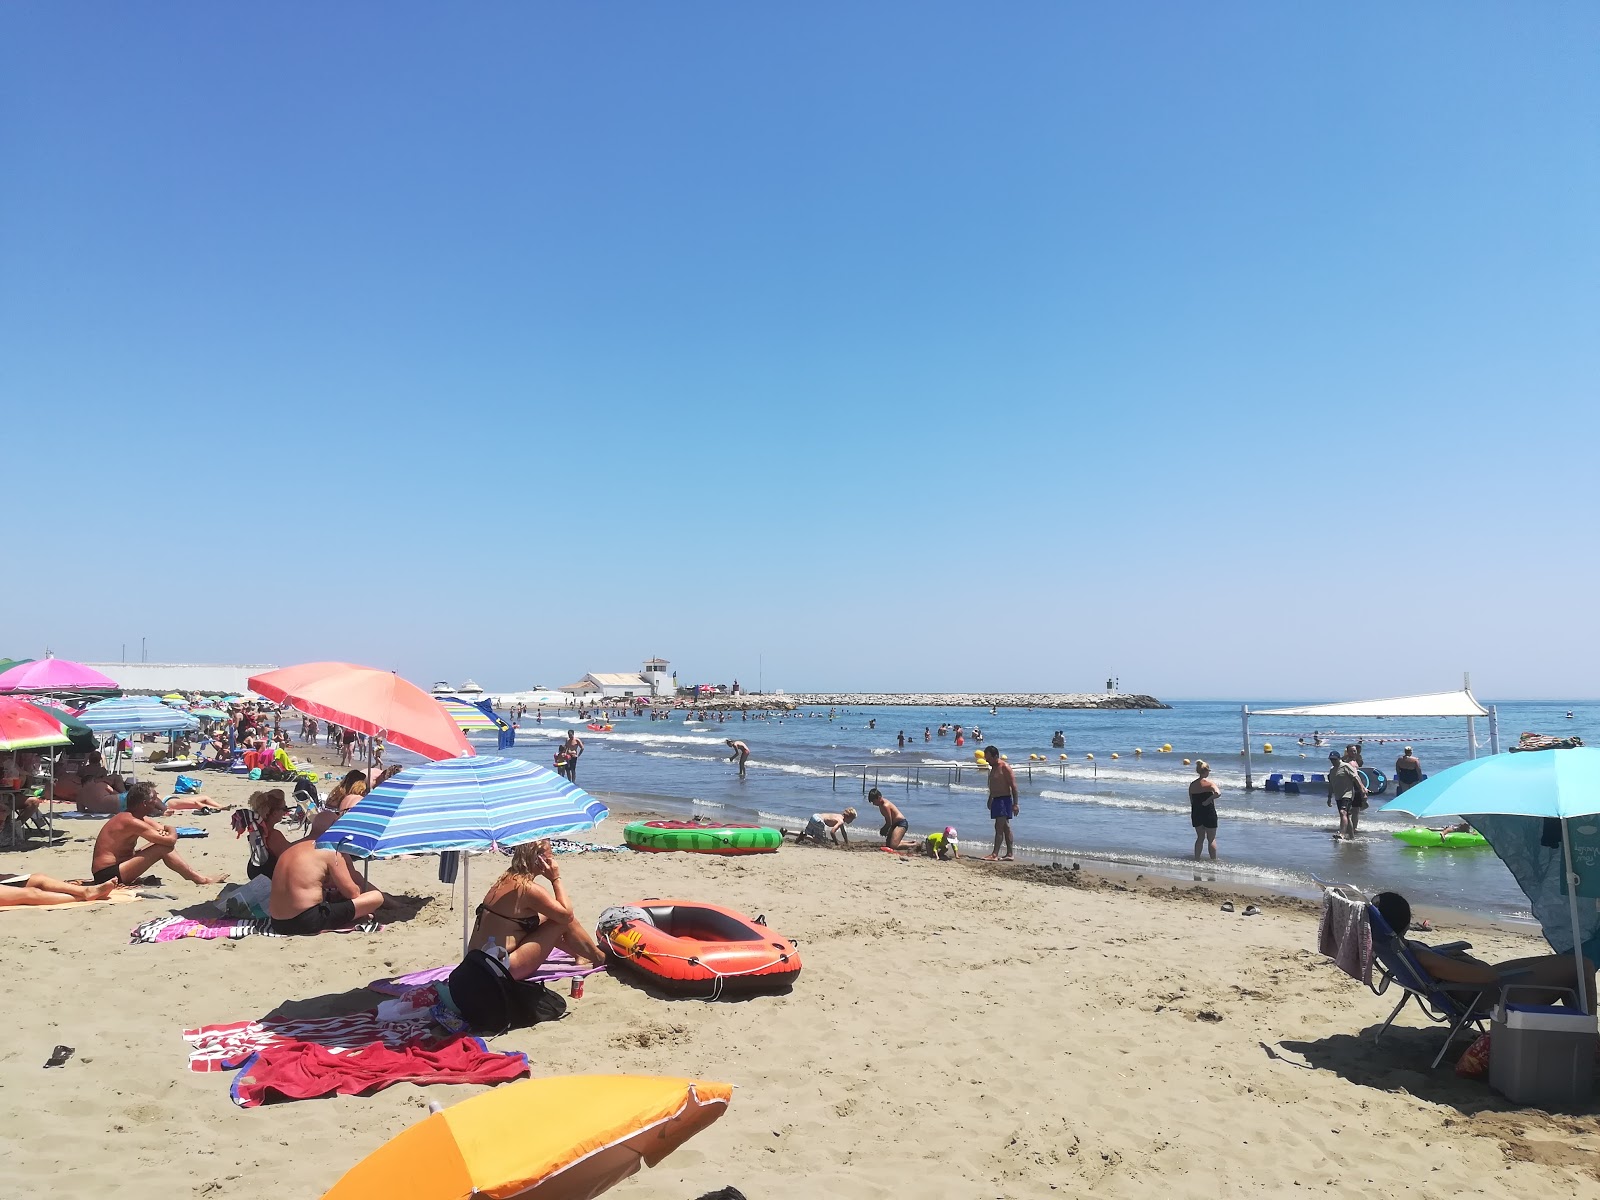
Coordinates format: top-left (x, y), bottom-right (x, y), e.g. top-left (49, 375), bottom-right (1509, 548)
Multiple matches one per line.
top-left (1367, 904), bottom-right (1509, 1068)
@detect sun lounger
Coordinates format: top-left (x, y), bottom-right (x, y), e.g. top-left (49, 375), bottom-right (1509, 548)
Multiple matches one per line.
top-left (1368, 903), bottom-right (1504, 1068)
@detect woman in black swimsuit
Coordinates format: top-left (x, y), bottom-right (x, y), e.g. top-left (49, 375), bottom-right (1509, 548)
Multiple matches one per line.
top-left (1188, 761), bottom-right (1220, 860)
top-left (468, 841), bottom-right (603, 981)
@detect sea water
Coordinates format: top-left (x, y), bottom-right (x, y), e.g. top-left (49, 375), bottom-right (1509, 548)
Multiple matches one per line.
top-left (482, 699), bottom-right (1598, 923)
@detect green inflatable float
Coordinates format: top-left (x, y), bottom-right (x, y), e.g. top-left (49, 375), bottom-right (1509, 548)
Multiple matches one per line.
top-left (1391, 827), bottom-right (1489, 850)
top-left (624, 820), bottom-right (782, 855)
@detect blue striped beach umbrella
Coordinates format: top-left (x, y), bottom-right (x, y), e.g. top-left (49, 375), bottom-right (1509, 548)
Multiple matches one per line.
top-left (316, 755), bottom-right (606, 858)
top-left (316, 755), bottom-right (608, 952)
top-left (79, 695), bottom-right (201, 736)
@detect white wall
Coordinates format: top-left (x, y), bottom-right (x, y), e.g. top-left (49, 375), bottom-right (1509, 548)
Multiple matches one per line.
top-left (81, 663), bottom-right (277, 694)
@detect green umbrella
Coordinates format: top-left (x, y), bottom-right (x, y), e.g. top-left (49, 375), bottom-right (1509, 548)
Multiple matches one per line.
top-left (190, 707), bottom-right (227, 720)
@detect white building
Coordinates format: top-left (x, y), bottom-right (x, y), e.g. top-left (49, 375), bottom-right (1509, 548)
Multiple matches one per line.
top-left (559, 658), bottom-right (674, 700)
top-left (81, 662), bottom-right (278, 695)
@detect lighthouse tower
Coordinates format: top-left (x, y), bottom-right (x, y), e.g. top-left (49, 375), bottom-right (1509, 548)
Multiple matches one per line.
top-left (641, 657), bottom-right (672, 698)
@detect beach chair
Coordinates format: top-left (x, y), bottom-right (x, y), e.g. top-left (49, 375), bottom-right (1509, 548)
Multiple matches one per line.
top-left (1367, 904), bottom-right (1502, 1069)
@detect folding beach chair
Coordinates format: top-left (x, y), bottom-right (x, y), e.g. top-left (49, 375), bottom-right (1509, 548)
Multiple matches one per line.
top-left (1367, 904), bottom-right (1503, 1069)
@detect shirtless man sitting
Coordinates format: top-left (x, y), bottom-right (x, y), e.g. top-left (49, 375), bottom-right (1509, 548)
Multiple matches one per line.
top-left (90, 782), bottom-right (227, 886)
top-left (267, 838), bottom-right (385, 935)
top-left (867, 788), bottom-right (909, 849)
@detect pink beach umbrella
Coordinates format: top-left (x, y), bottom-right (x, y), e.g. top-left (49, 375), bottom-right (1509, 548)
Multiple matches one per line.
top-left (0, 657), bottom-right (118, 695)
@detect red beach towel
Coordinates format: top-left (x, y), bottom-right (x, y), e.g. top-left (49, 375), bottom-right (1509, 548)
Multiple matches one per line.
top-left (230, 1036), bottom-right (528, 1107)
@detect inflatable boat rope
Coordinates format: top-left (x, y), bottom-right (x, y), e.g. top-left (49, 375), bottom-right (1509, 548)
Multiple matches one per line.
top-left (602, 915), bottom-right (797, 1001)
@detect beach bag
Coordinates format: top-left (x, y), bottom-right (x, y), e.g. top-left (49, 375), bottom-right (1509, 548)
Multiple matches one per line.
top-left (174, 774), bottom-right (203, 795)
top-left (447, 948), bottom-right (567, 1034)
top-left (217, 873), bottom-right (273, 920)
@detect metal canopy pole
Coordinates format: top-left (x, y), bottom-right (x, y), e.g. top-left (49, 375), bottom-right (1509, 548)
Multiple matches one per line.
top-left (1241, 706), bottom-right (1254, 791)
top-left (461, 852), bottom-right (472, 957)
top-left (1561, 819), bottom-right (1589, 1015)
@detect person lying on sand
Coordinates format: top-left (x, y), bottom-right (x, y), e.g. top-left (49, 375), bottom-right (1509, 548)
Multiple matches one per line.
top-left (867, 788), bottom-right (909, 849)
top-left (1374, 891), bottom-right (1596, 1011)
top-left (90, 782), bottom-right (228, 886)
top-left (794, 809), bottom-right (855, 846)
top-left (267, 839), bottom-right (384, 935)
top-left (468, 840), bottom-right (602, 979)
top-left (0, 872), bottom-right (119, 906)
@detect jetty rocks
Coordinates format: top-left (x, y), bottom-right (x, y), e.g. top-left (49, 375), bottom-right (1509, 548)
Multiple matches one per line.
top-left (784, 693), bottom-right (1169, 710)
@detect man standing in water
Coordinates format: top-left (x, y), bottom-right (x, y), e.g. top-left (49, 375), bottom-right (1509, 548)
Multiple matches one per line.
top-left (1326, 750), bottom-right (1366, 840)
top-left (560, 729), bottom-right (584, 782)
top-left (725, 738), bottom-right (750, 779)
top-left (982, 745), bottom-right (1019, 861)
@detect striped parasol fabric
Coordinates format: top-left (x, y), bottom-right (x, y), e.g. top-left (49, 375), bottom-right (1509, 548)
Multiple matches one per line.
top-left (0, 697), bottom-right (75, 751)
top-left (436, 696), bottom-right (503, 732)
top-left (315, 756), bottom-right (607, 858)
top-left (79, 695), bottom-right (201, 735)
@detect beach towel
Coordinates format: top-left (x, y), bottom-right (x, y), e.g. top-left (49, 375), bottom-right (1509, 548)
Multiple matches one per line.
top-left (366, 948), bottom-right (604, 997)
top-left (183, 1011), bottom-right (439, 1073)
top-left (1317, 884), bottom-right (1374, 986)
top-left (229, 1035), bottom-right (528, 1108)
top-left (131, 914), bottom-right (382, 944)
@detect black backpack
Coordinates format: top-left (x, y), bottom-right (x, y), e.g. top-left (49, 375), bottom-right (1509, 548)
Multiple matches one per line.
top-left (447, 948), bottom-right (567, 1034)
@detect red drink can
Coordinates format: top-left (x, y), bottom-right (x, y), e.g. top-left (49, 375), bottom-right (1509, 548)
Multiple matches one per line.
top-left (570, 977), bottom-right (585, 999)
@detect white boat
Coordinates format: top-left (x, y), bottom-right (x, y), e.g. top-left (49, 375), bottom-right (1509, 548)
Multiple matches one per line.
top-left (431, 681), bottom-right (454, 695)
top-left (457, 678), bottom-right (485, 695)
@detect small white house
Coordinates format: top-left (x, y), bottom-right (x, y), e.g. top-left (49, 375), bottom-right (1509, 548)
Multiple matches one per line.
top-left (559, 658), bottom-right (674, 700)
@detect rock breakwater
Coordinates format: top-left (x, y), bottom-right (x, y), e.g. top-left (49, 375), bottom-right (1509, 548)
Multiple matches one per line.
top-left (782, 693), bottom-right (1169, 710)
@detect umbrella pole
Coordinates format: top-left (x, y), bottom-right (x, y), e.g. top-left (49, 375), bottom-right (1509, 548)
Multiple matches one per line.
top-left (461, 852), bottom-right (471, 958)
top-left (1561, 818), bottom-right (1589, 1015)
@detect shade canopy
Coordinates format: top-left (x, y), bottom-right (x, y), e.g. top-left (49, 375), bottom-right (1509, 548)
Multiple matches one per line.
top-left (321, 1075), bottom-right (732, 1200)
top-left (1252, 689), bottom-right (1488, 719)
top-left (250, 663), bottom-right (471, 761)
top-left (315, 755), bottom-right (606, 858)
top-left (0, 697), bottom-right (75, 751)
top-left (1383, 748), bottom-right (1600, 994)
top-left (0, 657), bottom-right (119, 695)
top-left (79, 695), bottom-right (201, 735)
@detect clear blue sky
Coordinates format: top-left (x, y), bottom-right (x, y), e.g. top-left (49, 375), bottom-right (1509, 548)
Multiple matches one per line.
top-left (3, 4), bottom-right (1595, 699)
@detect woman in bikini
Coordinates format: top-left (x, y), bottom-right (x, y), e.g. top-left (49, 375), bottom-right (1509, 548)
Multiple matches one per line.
top-left (467, 841), bottom-right (602, 981)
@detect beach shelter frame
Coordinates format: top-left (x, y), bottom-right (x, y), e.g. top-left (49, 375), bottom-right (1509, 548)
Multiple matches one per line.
top-left (1240, 674), bottom-right (1494, 791)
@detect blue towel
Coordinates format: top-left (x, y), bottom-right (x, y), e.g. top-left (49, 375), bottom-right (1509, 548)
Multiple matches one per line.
top-left (176, 827), bottom-right (208, 838)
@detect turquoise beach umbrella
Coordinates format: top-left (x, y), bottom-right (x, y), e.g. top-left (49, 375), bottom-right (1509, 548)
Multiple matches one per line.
top-left (1383, 748), bottom-right (1600, 1011)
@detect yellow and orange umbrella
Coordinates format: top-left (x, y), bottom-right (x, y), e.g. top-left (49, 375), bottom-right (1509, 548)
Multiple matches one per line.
top-left (322, 1074), bottom-right (733, 1200)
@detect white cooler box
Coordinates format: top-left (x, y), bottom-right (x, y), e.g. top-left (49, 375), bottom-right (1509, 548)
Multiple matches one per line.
top-left (1489, 996), bottom-right (1596, 1108)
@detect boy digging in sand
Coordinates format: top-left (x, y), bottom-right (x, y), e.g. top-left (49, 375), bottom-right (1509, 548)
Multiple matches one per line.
top-left (794, 809), bottom-right (856, 846)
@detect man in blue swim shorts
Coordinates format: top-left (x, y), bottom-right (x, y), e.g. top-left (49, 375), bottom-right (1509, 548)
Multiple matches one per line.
top-left (983, 746), bottom-right (1020, 861)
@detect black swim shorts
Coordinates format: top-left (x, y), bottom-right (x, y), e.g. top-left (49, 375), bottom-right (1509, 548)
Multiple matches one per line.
top-left (271, 897), bottom-right (357, 936)
top-left (91, 863), bottom-right (122, 885)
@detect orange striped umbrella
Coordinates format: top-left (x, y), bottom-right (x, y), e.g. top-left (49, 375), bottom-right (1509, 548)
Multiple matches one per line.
top-left (322, 1075), bottom-right (733, 1200)
top-left (250, 662), bottom-right (471, 761)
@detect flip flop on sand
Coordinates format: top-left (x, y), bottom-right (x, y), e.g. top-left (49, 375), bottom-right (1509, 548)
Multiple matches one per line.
top-left (1220, 902), bottom-right (1235, 913)
top-left (1242, 904), bottom-right (1260, 917)
top-left (982, 854), bottom-right (1000, 861)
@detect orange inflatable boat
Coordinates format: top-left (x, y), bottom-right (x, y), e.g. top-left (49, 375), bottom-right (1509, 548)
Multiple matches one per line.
top-left (599, 900), bottom-right (802, 998)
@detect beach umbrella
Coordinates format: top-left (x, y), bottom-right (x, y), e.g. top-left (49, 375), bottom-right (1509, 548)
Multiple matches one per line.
top-left (437, 695), bottom-right (502, 731)
top-left (316, 755), bottom-right (606, 951)
top-left (78, 695), bottom-right (201, 735)
top-left (250, 663), bottom-right (471, 761)
top-left (1382, 747), bottom-right (1600, 1012)
top-left (320, 1075), bottom-right (732, 1200)
top-left (0, 697), bottom-right (74, 751)
top-left (189, 707), bottom-right (227, 720)
top-left (161, 692), bottom-right (185, 701)
top-left (0, 657), bottom-right (118, 696)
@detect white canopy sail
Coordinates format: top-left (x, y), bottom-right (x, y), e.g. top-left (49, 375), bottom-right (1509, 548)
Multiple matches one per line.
top-left (1251, 689), bottom-right (1488, 720)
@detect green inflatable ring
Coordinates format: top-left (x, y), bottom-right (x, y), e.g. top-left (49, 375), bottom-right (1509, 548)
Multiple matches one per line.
top-left (624, 820), bottom-right (782, 855)
top-left (1391, 827), bottom-right (1489, 850)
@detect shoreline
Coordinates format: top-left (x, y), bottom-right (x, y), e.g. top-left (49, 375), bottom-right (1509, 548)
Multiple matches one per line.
top-left (596, 791), bottom-right (1542, 945)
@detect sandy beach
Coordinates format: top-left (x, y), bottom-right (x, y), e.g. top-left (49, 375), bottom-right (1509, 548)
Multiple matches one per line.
top-left (2, 762), bottom-right (1598, 1199)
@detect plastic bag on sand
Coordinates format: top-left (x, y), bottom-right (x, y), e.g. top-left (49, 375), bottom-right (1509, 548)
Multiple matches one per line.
top-left (1455, 1032), bottom-right (1491, 1079)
